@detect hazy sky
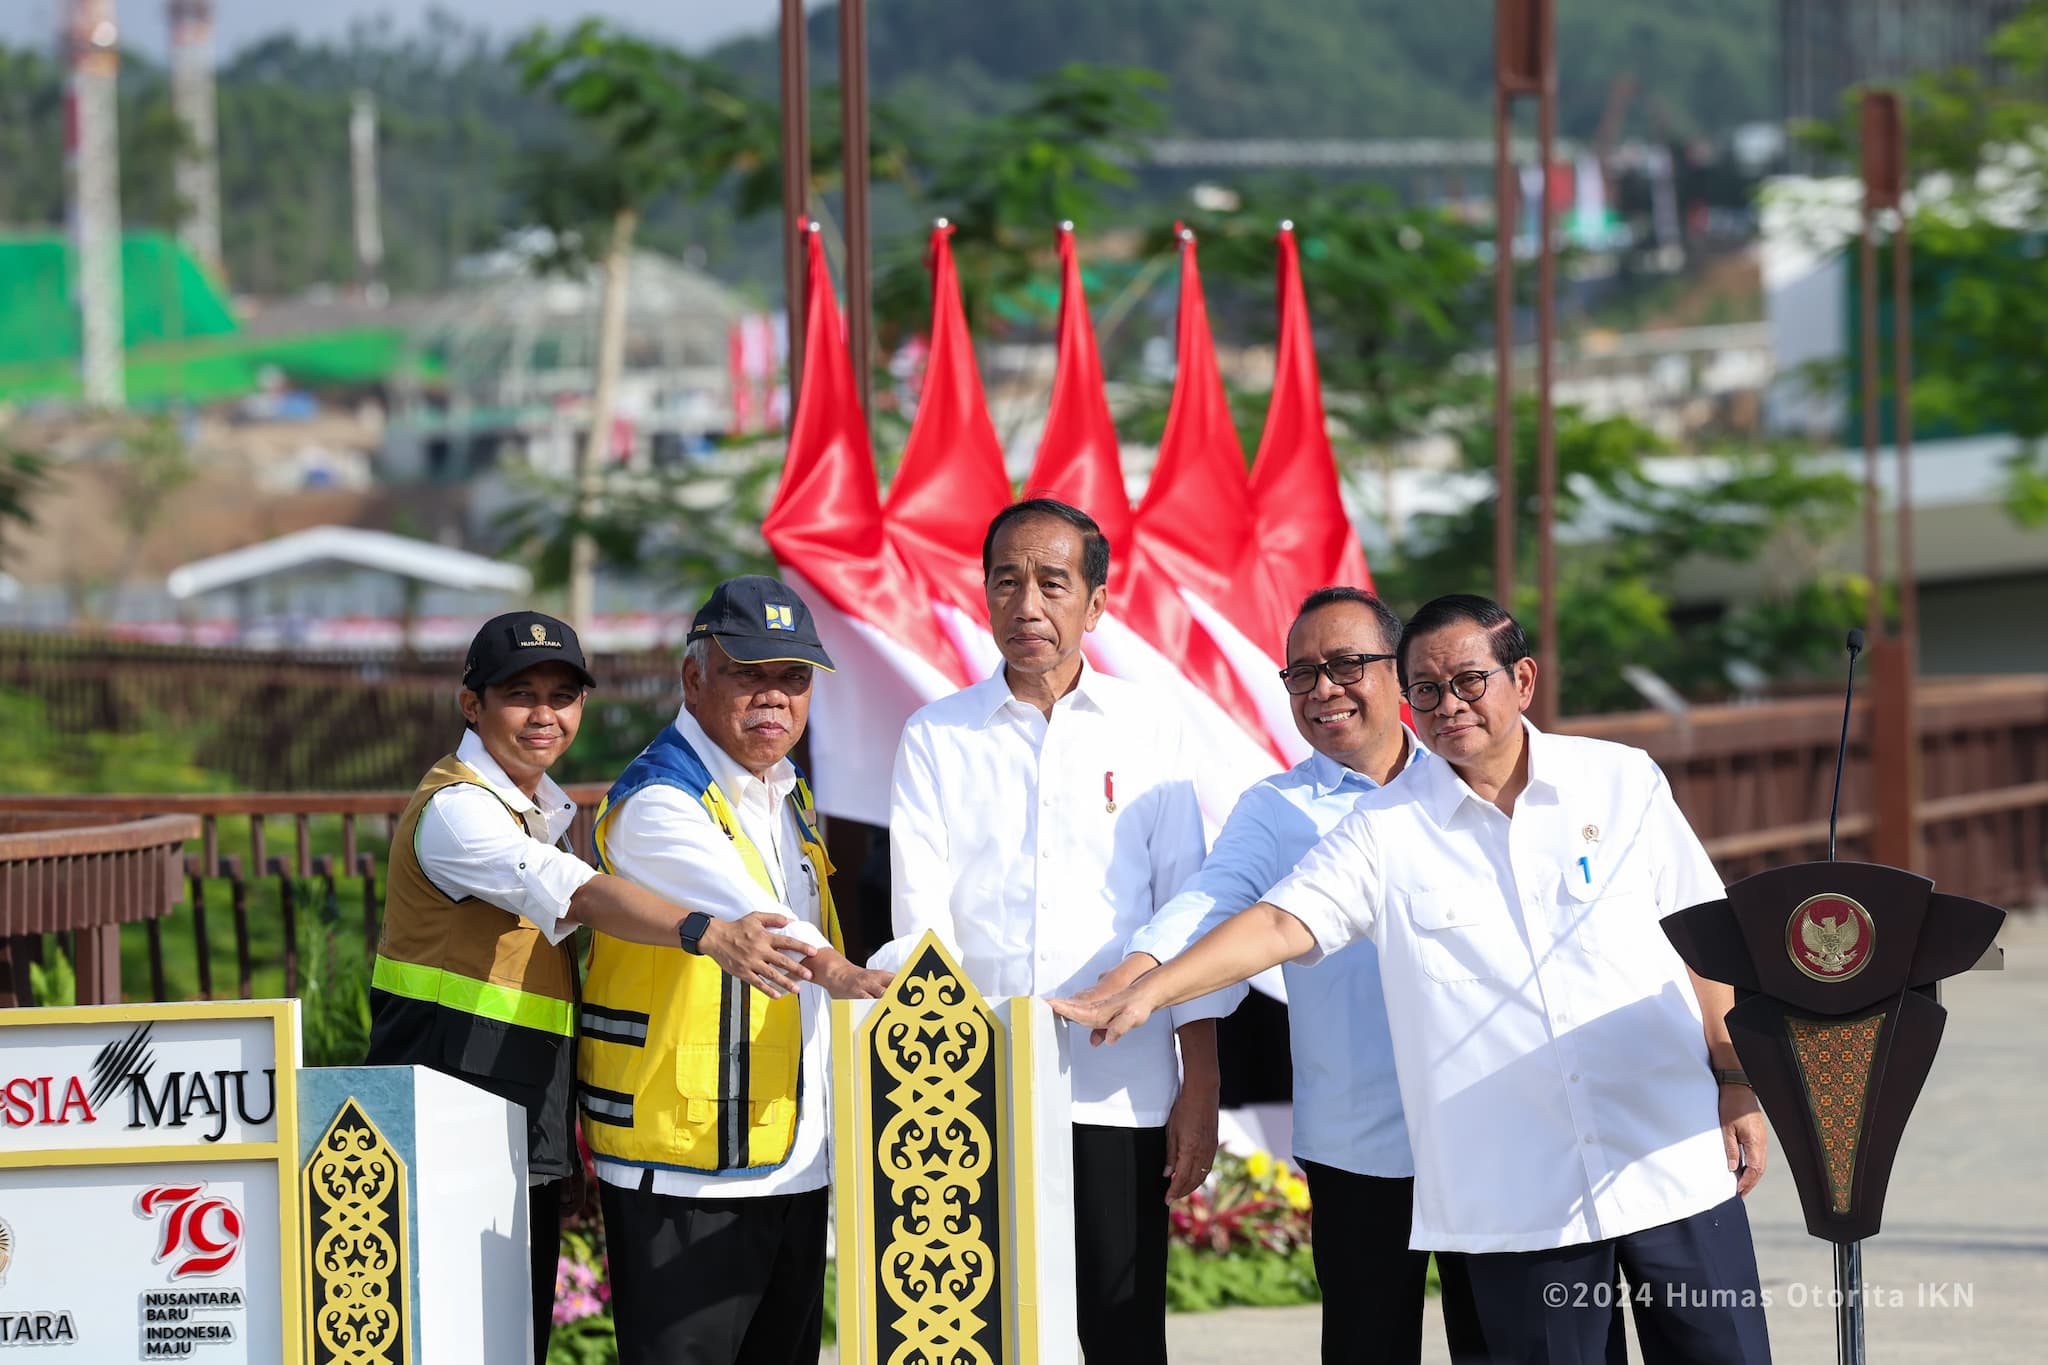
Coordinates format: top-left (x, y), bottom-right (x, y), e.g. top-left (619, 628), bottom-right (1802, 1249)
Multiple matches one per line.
top-left (0, 1), bottom-right (801, 60)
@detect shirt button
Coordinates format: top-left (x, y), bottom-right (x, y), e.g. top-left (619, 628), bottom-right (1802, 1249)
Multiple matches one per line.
top-left (518, 862), bottom-right (527, 871)
top-left (1554, 1012), bottom-right (1568, 1025)
top-left (1584, 1135), bottom-right (1596, 1145)
top-left (1569, 1073), bottom-right (1581, 1083)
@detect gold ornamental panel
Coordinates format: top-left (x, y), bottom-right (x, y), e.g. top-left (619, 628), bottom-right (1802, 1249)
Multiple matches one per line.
top-left (303, 1098), bottom-right (410, 1365)
top-left (860, 937), bottom-right (1006, 1365)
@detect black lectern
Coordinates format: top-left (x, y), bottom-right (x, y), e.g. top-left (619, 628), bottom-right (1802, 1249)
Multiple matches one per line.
top-left (1663, 862), bottom-right (2004, 1362)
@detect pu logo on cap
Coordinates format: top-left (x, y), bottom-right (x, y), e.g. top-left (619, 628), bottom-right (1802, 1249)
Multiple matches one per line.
top-left (764, 604), bottom-right (795, 631)
top-left (530, 624), bottom-right (548, 642)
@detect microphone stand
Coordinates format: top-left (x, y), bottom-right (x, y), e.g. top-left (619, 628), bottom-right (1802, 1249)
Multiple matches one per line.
top-left (1829, 629), bottom-right (1867, 1365)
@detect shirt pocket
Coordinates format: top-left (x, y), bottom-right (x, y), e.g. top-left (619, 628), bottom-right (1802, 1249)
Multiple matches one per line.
top-left (1558, 864), bottom-right (1661, 962)
top-left (1403, 888), bottom-right (1524, 984)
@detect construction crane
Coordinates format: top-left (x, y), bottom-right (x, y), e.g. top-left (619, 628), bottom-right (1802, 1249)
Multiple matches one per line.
top-left (168, 0), bottom-right (224, 279)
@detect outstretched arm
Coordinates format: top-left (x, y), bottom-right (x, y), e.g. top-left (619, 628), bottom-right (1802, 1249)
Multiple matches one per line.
top-left (1051, 902), bottom-right (1315, 1044)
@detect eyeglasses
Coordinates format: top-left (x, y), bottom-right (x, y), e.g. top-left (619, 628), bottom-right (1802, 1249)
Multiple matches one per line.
top-left (1278, 652), bottom-right (1397, 696)
top-left (1401, 667), bottom-right (1509, 712)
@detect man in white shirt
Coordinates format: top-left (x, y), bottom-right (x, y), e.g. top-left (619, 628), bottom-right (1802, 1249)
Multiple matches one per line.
top-left (1054, 594), bottom-right (1773, 1365)
top-left (370, 611), bottom-right (801, 1364)
top-left (873, 498), bottom-right (1243, 1365)
top-left (578, 576), bottom-right (892, 1365)
top-left (1074, 586), bottom-right (1484, 1364)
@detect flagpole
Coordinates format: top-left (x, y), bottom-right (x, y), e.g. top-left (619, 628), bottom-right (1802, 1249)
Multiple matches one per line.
top-left (778, 0), bottom-right (808, 397)
top-left (839, 0), bottom-right (873, 420)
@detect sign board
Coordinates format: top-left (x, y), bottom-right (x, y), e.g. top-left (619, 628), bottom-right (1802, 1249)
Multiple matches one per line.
top-left (0, 1001), bottom-right (302, 1362)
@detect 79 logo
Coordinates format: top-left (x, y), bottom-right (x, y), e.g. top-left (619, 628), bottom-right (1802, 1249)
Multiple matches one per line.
top-left (136, 1183), bottom-right (244, 1279)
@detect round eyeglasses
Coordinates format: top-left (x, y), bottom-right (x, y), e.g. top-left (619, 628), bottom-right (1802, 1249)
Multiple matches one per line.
top-left (1277, 652), bottom-right (1397, 696)
top-left (1401, 666), bottom-right (1509, 712)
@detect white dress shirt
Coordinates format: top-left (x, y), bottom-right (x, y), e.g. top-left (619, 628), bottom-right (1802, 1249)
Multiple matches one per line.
top-left (873, 663), bottom-right (1244, 1127)
top-left (1128, 734), bottom-right (1426, 1178)
top-left (414, 729), bottom-right (595, 945)
top-left (1265, 723), bottom-right (1734, 1253)
top-left (594, 706), bottom-right (835, 1198)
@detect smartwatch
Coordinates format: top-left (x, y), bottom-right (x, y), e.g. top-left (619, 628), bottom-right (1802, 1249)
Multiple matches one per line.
top-left (678, 911), bottom-right (714, 955)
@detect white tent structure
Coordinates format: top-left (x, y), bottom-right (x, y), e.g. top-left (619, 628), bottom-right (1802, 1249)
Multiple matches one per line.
top-left (166, 526), bottom-right (530, 647)
top-left (167, 526), bottom-right (529, 600)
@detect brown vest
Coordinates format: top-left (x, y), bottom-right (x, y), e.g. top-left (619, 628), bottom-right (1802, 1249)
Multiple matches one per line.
top-left (374, 754), bottom-right (576, 1030)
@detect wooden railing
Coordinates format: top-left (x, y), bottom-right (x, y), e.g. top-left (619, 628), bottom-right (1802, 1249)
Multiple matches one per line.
top-left (1564, 674), bottom-right (2048, 911)
top-left (0, 811), bottom-right (202, 1005)
top-left (2, 675), bottom-right (2042, 1007)
top-left (0, 629), bottom-right (681, 791)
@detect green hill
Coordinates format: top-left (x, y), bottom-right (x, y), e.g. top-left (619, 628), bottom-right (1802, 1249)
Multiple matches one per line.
top-left (715, 0), bottom-right (1776, 140)
top-left (0, 1), bottom-right (1775, 302)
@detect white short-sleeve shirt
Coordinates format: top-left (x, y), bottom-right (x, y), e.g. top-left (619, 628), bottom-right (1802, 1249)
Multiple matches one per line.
top-left (1266, 723), bottom-right (1735, 1253)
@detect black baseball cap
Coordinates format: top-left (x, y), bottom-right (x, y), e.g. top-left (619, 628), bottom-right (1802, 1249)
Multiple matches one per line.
top-left (688, 575), bottom-right (836, 670)
top-left (461, 611), bottom-right (597, 692)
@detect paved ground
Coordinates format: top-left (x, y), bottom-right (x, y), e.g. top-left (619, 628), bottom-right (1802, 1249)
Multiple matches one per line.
top-left (832, 912), bottom-right (2046, 1362)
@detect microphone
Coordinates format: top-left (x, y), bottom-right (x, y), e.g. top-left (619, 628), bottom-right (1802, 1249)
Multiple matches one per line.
top-left (1828, 629), bottom-right (1866, 861)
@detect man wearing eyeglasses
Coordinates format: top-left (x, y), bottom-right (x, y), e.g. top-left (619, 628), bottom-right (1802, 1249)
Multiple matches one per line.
top-left (1054, 593), bottom-right (1773, 1365)
top-left (1070, 585), bottom-right (1482, 1364)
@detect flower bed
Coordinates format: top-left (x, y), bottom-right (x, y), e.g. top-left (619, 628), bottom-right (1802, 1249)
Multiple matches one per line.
top-left (546, 1147), bottom-right (1334, 1362)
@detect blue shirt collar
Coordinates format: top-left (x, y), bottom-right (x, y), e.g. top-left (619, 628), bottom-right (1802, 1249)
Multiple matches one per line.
top-left (1304, 726), bottom-right (1420, 799)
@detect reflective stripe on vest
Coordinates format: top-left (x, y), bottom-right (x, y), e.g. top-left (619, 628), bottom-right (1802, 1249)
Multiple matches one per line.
top-left (371, 955), bottom-right (574, 1037)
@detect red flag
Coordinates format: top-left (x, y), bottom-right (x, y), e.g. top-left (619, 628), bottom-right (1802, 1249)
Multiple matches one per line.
top-left (884, 221), bottom-right (1013, 631)
top-left (762, 222), bottom-right (968, 686)
top-left (1123, 229), bottom-right (1285, 758)
top-left (1025, 224), bottom-right (1134, 570)
top-left (1247, 223), bottom-right (1371, 623)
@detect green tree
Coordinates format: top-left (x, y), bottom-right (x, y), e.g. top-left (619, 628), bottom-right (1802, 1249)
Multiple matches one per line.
top-left (1380, 398), bottom-right (1865, 712)
top-left (871, 64), bottom-right (1168, 340)
top-left (512, 20), bottom-right (772, 629)
top-left (1798, 2), bottom-right (2048, 525)
top-left (0, 431), bottom-right (49, 568)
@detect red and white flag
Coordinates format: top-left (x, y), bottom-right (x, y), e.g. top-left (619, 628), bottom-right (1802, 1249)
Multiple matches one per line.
top-left (761, 223), bottom-right (965, 822)
top-left (883, 221), bottom-right (1014, 684)
top-left (1026, 226), bottom-right (1290, 828)
top-left (1244, 222), bottom-right (1373, 628)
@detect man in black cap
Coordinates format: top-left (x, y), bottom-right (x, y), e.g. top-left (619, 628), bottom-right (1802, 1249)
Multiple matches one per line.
top-left (368, 610), bottom-right (827, 1364)
top-left (580, 576), bottom-right (892, 1365)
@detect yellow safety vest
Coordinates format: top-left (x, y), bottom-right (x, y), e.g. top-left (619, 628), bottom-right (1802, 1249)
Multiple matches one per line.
top-left (577, 725), bottom-right (842, 1174)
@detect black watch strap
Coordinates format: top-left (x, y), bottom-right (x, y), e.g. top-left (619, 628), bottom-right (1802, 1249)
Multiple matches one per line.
top-left (678, 911), bottom-right (713, 954)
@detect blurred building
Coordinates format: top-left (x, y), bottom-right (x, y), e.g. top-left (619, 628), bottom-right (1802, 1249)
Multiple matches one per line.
top-left (382, 244), bottom-right (749, 486)
top-left (1781, 0), bottom-right (2035, 152)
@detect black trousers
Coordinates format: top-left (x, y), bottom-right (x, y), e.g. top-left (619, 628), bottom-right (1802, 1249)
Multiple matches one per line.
top-left (530, 1179), bottom-right (566, 1365)
top-left (600, 1179), bottom-right (829, 1365)
top-left (1072, 1123), bottom-right (1170, 1365)
top-left (1299, 1161), bottom-right (1487, 1365)
top-left (1457, 1195), bottom-right (1771, 1365)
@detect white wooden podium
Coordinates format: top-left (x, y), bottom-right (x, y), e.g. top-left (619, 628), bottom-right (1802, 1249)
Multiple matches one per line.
top-left (831, 933), bottom-right (1079, 1365)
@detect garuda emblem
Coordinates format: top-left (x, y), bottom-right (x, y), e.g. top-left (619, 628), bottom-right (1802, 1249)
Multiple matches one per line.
top-left (1786, 893), bottom-right (1876, 983)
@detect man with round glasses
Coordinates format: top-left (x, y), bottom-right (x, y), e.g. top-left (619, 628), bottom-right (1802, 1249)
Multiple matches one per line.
top-left (1055, 593), bottom-right (1773, 1365)
top-left (1071, 585), bottom-right (1482, 1363)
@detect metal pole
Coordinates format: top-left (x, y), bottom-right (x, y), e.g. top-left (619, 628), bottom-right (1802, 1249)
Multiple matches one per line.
top-left (67, 0), bottom-right (125, 408)
top-left (1858, 215), bottom-right (1883, 642)
top-left (1534, 42), bottom-right (1559, 728)
top-left (839, 0), bottom-right (873, 421)
top-left (778, 0), bottom-right (809, 399)
top-left (1492, 81), bottom-right (1517, 608)
top-left (1833, 1239), bottom-right (1868, 1365)
top-left (1891, 211), bottom-right (1916, 660)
